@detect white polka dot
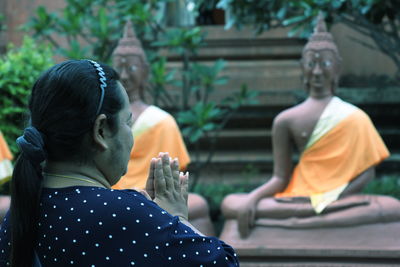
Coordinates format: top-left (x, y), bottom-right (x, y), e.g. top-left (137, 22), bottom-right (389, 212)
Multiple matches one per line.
top-left (122, 226), bottom-right (127, 230)
top-left (217, 246), bottom-right (221, 250)
top-left (136, 219), bottom-right (140, 223)
top-left (165, 243), bottom-right (169, 246)
top-left (112, 214), bottom-right (116, 217)
top-left (95, 243), bottom-right (99, 247)
top-left (48, 246), bottom-right (51, 250)
top-left (132, 240), bottom-right (136, 244)
top-left (168, 257), bottom-right (172, 260)
top-left (119, 248), bottom-right (123, 252)
top-left (73, 239), bottom-right (76, 243)
top-left (179, 240), bottom-right (183, 244)
top-left (59, 216), bottom-right (62, 220)
top-left (85, 230), bottom-right (90, 234)
top-left (104, 202), bottom-right (107, 206)
top-left (196, 251), bottom-right (199, 255)
top-left (213, 260), bottom-right (217, 264)
top-left (182, 254), bottom-right (186, 258)
top-left (99, 222), bottom-right (103, 225)
top-left (157, 226), bottom-right (161, 230)
top-left (44, 214), bottom-right (48, 217)
top-left (145, 233), bottom-right (149, 236)
top-left (82, 251), bottom-right (86, 255)
top-left (83, 200), bottom-right (87, 203)
top-left (109, 235), bottom-right (113, 239)
top-left (65, 197), bottom-right (68, 201)
top-left (106, 256), bottom-right (110, 260)
top-left (149, 214), bottom-right (153, 217)
top-left (131, 261), bottom-right (135, 265)
top-left (140, 203), bottom-right (144, 206)
top-left (70, 260), bottom-right (74, 264)
top-left (117, 196), bottom-right (122, 200)
top-left (127, 207), bottom-right (131, 210)
top-left (207, 250), bottom-right (210, 253)
top-left (155, 246), bottom-right (159, 249)
top-left (144, 253), bottom-right (147, 257)
top-left (90, 210), bottom-right (94, 213)
top-left (70, 207), bottom-right (74, 211)
top-left (53, 205), bottom-right (56, 209)
top-left (77, 218), bottom-right (81, 222)
top-left (65, 227), bottom-right (68, 231)
top-left (62, 249), bottom-right (66, 252)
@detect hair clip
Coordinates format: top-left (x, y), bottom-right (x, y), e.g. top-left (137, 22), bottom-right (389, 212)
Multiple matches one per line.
top-left (87, 60), bottom-right (107, 115)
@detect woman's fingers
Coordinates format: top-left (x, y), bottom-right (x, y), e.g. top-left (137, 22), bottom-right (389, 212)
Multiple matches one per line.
top-left (153, 157), bottom-right (166, 195)
top-left (161, 153), bottom-right (174, 191)
top-left (171, 158), bottom-right (180, 190)
top-left (180, 172), bottom-right (189, 203)
top-left (145, 158), bottom-right (156, 199)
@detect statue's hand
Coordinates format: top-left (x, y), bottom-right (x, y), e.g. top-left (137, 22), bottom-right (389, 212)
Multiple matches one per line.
top-left (237, 197), bottom-right (257, 238)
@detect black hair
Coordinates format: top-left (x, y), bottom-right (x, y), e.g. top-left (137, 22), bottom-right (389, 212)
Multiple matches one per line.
top-left (10, 59), bottom-right (123, 266)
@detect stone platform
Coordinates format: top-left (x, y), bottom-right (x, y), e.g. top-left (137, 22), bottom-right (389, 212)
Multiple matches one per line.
top-left (220, 220), bottom-right (400, 266)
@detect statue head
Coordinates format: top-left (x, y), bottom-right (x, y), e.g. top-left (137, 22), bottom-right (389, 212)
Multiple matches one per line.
top-left (112, 21), bottom-right (149, 102)
top-left (301, 13), bottom-right (342, 95)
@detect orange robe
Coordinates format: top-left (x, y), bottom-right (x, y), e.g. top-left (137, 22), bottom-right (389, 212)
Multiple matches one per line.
top-left (0, 131), bottom-right (13, 183)
top-left (276, 97), bottom-right (389, 200)
top-left (113, 106), bottom-right (190, 190)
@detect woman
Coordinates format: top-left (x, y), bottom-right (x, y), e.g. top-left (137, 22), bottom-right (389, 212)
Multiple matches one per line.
top-left (0, 60), bottom-right (239, 266)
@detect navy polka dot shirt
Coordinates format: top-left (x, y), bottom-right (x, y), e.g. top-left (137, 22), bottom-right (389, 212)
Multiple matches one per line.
top-left (0, 186), bottom-right (239, 266)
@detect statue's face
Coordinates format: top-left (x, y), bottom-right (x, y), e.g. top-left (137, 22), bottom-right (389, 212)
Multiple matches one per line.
top-left (112, 54), bottom-right (144, 97)
top-left (302, 49), bottom-right (339, 93)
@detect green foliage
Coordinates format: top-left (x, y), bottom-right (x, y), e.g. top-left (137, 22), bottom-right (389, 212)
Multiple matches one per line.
top-left (363, 175), bottom-right (400, 199)
top-left (217, 0), bottom-right (400, 76)
top-left (179, 102), bottom-right (225, 143)
top-left (24, 0), bottom-right (171, 62)
top-left (0, 36), bottom-right (54, 154)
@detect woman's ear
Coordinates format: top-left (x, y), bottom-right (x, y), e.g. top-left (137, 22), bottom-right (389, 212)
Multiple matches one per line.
top-left (93, 114), bottom-right (109, 150)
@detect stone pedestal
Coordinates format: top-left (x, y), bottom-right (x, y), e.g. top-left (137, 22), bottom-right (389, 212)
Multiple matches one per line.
top-left (220, 194), bottom-right (400, 266)
top-left (220, 220), bottom-right (400, 266)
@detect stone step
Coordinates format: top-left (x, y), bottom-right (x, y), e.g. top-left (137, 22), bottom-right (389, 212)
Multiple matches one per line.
top-left (187, 128), bottom-right (400, 151)
top-left (187, 151), bottom-right (400, 183)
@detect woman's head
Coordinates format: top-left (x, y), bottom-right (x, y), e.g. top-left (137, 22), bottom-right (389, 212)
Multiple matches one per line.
top-left (28, 59), bottom-right (125, 163)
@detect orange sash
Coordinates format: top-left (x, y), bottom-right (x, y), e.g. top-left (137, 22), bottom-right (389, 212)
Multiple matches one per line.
top-left (276, 104), bottom-right (389, 198)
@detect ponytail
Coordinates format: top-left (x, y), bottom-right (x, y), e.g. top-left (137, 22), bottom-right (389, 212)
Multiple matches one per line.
top-left (10, 127), bottom-right (46, 267)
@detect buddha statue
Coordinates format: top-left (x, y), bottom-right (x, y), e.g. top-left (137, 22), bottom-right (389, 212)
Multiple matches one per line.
top-left (0, 131), bottom-right (13, 223)
top-left (219, 14), bottom-right (400, 250)
top-left (111, 21), bottom-right (215, 236)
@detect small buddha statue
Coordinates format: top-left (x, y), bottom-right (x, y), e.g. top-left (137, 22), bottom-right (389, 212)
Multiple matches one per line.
top-left (111, 21), bottom-right (215, 236)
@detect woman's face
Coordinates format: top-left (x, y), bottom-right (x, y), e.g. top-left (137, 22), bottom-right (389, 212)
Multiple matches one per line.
top-left (106, 82), bottom-right (134, 185)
